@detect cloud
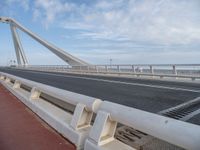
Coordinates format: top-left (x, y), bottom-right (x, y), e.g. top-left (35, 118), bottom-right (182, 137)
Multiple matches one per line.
top-left (36, 0), bottom-right (200, 45)
top-left (5, 0), bottom-right (30, 11)
top-left (0, 0), bottom-right (30, 17)
top-left (26, 51), bottom-right (67, 65)
top-left (33, 0), bottom-right (75, 28)
top-left (75, 48), bottom-right (200, 64)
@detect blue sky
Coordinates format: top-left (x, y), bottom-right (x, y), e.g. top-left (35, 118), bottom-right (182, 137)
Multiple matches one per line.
top-left (0, 0), bottom-right (200, 65)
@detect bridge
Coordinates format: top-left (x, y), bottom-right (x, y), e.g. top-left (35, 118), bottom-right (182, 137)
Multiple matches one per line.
top-left (0, 17), bottom-right (200, 150)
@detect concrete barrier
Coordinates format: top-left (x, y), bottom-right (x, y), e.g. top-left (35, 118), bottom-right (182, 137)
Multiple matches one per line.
top-left (0, 72), bottom-right (102, 150)
top-left (85, 101), bottom-right (200, 150)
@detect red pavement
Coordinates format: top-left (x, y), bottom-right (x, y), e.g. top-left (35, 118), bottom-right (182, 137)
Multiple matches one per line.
top-left (0, 84), bottom-right (75, 150)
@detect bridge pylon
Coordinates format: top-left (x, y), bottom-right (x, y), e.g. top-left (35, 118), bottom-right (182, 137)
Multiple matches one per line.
top-left (10, 23), bottom-right (28, 66)
top-left (0, 17), bottom-right (89, 66)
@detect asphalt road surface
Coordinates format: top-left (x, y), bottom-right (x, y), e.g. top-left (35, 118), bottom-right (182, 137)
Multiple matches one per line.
top-left (1, 68), bottom-right (200, 115)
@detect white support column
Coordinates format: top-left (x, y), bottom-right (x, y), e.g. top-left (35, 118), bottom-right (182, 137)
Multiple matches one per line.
top-left (10, 24), bottom-right (22, 65)
top-left (10, 23), bottom-right (28, 66)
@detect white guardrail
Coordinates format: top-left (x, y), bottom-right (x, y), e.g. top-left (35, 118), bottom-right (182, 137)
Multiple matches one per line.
top-left (0, 72), bottom-right (200, 150)
top-left (16, 64), bottom-right (200, 81)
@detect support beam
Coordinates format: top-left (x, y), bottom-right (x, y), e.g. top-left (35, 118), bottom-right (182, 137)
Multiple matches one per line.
top-left (10, 23), bottom-right (28, 66)
top-left (10, 24), bottom-right (21, 65)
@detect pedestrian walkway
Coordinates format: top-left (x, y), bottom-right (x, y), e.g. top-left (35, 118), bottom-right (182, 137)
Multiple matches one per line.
top-left (0, 84), bottom-right (75, 150)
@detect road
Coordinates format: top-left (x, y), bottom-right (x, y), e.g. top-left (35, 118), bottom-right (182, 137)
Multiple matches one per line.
top-left (1, 67), bottom-right (200, 115)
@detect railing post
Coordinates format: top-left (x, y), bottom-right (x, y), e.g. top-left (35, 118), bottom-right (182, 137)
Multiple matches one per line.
top-left (150, 65), bottom-right (154, 74)
top-left (70, 103), bottom-right (93, 130)
top-left (173, 65), bottom-right (177, 75)
top-left (191, 77), bottom-right (196, 81)
top-left (105, 65), bottom-right (108, 72)
top-left (95, 65), bottom-right (99, 73)
top-left (78, 66), bottom-right (81, 72)
top-left (0, 75), bottom-right (5, 80)
top-left (30, 87), bottom-right (41, 100)
top-left (61, 66), bottom-right (64, 72)
top-left (13, 80), bottom-right (21, 89)
top-left (132, 65), bottom-right (135, 73)
top-left (80, 65), bottom-right (82, 72)
top-left (117, 65), bottom-right (120, 72)
top-left (86, 111), bottom-right (117, 146)
top-left (5, 77), bottom-right (11, 83)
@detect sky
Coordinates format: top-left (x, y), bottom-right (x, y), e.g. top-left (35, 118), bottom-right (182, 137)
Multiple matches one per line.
top-left (0, 0), bottom-right (200, 65)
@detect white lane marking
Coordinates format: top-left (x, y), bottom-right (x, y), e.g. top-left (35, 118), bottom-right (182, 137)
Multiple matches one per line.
top-left (11, 69), bottom-right (200, 93)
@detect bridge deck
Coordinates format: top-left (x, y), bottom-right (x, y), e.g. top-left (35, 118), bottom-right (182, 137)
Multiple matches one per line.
top-left (0, 84), bottom-right (75, 150)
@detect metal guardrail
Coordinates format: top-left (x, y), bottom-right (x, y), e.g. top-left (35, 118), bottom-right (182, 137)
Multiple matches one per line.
top-left (16, 64), bottom-right (200, 81)
top-left (0, 72), bottom-right (200, 150)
